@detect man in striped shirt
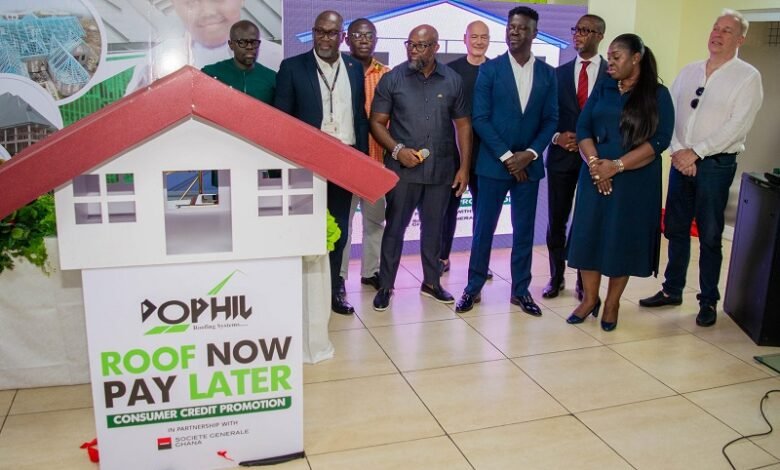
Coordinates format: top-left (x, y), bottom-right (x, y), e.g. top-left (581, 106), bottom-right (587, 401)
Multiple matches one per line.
top-left (340, 18), bottom-right (390, 292)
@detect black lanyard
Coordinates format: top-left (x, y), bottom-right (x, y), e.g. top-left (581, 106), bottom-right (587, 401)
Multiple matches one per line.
top-left (315, 60), bottom-right (341, 120)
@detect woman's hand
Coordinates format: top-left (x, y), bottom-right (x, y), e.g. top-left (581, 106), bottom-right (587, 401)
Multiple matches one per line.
top-left (588, 158), bottom-right (616, 196)
top-left (589, 159), bottom-right (618, 182)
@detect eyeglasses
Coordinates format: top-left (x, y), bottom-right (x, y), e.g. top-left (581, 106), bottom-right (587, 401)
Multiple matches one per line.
top-left (571, 27), bottom-right (601, 36)
top-left (232, 39), bottom-right (261, 49)
top-left (313, 28), bottom-right (342, 40)
top-left (690, 86), bottom-right (705, 109)
top-left (349, 31), bottom-right (375, 41)
top-left (404, 41), bottom-right (434, 51)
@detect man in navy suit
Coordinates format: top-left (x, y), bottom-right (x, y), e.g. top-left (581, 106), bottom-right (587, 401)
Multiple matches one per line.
top-left (274, 10), bottom-right (369, 315)
top-left (455, 6), bottom-right (558, 314)
top-left (542, 14), bottom-right (607, 300)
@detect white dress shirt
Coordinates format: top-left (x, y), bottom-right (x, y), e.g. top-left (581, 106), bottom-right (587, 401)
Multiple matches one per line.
top-left (669, 55), bottom-right (763, 157)
top-left (313, 51), bottom-right (356, 146)
top-left (501, 54), bottom-right (537, 162)
top-left (574, 54), bottom-right (601, 98)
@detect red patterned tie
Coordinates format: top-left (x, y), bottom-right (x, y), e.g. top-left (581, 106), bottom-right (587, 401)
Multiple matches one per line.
top-left (577, 60), bottom-right (591, 109)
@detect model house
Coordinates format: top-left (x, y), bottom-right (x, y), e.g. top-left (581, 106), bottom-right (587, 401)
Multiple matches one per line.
top-left (0, 65), bottom-right (397, 270)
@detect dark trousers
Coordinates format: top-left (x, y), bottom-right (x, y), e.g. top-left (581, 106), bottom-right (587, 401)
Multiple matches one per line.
top-left (662, 154), bottom-right (737, 306)
top-left (545, 169), bottom-right (580, 283)
top-left (328, 181), bottom-right (353, 296)
top-left (380, 180), bottom-right (451, 289)
top-left (466, 175), bottom-right (539, 297)
top-left (440, 170), bottom-right (481, 260)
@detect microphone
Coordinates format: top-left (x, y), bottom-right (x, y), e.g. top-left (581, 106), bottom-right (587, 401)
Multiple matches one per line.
top-left (416, 149), bottom-right (430, 162)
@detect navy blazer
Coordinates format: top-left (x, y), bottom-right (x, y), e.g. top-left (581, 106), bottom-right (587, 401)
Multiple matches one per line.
top-left (274, 51), bottom-right (369, 154)
top-left (472, 53), bottom-right (558, 182)
top-left (546, 57), bottom-right (608, 172)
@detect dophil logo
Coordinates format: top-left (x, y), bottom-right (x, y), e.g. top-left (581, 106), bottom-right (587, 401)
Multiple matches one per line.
top-left (141, 270), bottom-right (252, 335)
top-left (157, 437), bottom-right (172, 450)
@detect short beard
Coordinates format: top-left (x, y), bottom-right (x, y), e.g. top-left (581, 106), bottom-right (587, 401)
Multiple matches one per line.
top-left (407, 57), bottom-right (427, 71)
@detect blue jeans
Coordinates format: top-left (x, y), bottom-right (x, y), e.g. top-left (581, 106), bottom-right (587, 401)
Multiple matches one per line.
top-left (662, 154), bottom-right (737, 306)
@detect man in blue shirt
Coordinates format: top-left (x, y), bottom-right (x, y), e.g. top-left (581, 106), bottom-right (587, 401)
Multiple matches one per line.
top-left (369, 24), bottom-right (472, 311)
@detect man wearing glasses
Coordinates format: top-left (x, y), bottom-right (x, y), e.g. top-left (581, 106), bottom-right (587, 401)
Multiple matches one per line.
top-left (369, 25), bottom-right (472, 311)
top-left (275, 10), bottom-right (369, 316)
top-left (339, 18), bottom-right (390, 293)
top-left (542, 14), bottom-right (607, 301)
top-left (640, 9), bottom-right (763, 327)
top-left (202, 20), bottom-right (276, 104)
top-left (455, 6), bottom-right (558, 315)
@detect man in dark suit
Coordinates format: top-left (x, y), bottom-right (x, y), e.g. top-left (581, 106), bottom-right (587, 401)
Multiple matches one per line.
top-left (455, 6), bottom-right (558, 315)
top-left (274, 10), bottom-right (369, 315)
top-left (369, 24), bottom-right (472, 311)
top-left (542, 14), bottom-right (607, 300)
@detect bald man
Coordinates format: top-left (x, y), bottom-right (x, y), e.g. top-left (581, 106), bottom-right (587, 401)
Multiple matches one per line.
top-left (274, 10), bottom-right (369, 316)
top-left (202, 20), bottom-right (276, 104)
top-left (440, 20), bottom-right (491, 277)
top-left (370, 24), bottom-right (472, 311)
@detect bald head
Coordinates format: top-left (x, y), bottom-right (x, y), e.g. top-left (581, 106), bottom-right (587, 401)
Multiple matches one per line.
top-left (464, 20), bottom-right (490, 62)
top-left (406, 24), bottom-right (439, 75)
top-left (410, 24), bottom-right (439, 43)
top-left (312, 10), bottom-right (344, 64)
top-left (315, 10), bottom-right (343, 28)
top-left (230, 20), bottom-right (259, 40)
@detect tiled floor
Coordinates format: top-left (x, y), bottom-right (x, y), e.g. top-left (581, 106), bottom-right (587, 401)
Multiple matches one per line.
top-left (3, 240), bottom-right (780, 469)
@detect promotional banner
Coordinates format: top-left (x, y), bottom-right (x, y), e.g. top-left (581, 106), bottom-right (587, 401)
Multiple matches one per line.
top-left (82, 257), bottom-right (303, 469)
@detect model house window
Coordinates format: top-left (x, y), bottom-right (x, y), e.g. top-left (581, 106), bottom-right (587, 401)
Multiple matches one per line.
top-left (72, 173), bottom-right (136, 224)
top-left (257, 168), bottom-right (314, 217)
top-left (163, 169), bottom-right (232, 255)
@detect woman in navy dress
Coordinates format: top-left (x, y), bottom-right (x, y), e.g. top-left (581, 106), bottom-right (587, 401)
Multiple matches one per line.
top-left (566, 33), bottom-right (674, 331)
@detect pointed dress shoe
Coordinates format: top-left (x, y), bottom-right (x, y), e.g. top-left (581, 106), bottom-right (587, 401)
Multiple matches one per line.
top-left (373, 288), bottom-right (392, 311)
top-left (510, 295), bottom-right (542, 316)
top-left (696, 304), bottom-right (717, 327)
top-left (331, 294), bottom-right (355, 315)
top-left (542, 278), bottom-right (565, 298)
top-left (360, 272), bottom-right (381, 291)
top-left (600, 319), bottom-right (618, 331)
top-left (455, 292), bottom-right (482, 313)
top-left (566, 298), bottom-right (601, 324)
top-left (639, 290), bottom-right (682, 307)
top-left (421, 283), bottom-right (455, 303)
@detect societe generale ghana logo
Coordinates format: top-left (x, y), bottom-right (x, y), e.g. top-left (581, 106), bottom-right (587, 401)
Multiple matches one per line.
top-left (141, 270), bottom-right (252, 335)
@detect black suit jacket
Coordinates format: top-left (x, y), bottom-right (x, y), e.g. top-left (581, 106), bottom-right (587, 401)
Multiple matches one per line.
top-left (274, 51), bottom-right (369, 154)
top-left (546, 57), bottom-right (607, 173)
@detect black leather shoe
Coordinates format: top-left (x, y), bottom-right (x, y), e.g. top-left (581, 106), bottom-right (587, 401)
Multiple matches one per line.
top-left (486, 268), bottom-right (494, 280)
top-left (331, 294), bottom-right (355, 315)
top-left (639, 290), bottom-right (682, 307)
top-left (566, 298), bottom-right (601, 324)
top-left (455, 293), bottom-right (482, 313)
top-left (421, 283), bottom-right (455, 303)
top-left (696, 304), bottom-right (717, 327)
top-left (373, 288), bottom-right (392, 311)
top-left (511, 295), bottom-right (542, 316)
top-left (360, 273), bottom-right (381, 291)
top-left (542, 278), bottom-right (565, 299)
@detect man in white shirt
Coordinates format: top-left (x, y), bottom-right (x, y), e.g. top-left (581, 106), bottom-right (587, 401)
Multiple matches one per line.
top-left (640, 9), bottom-right (763, 327)
top-left (454, 6), bottom-right (558, 314)
top-left (275, 10), bottom-right (369, 315)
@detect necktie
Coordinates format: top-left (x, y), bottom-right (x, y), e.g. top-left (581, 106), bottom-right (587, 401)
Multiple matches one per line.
top-left (577, 60), bottom-right (591, 110)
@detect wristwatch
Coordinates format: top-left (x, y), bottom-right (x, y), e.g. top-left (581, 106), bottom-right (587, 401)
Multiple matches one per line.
top-left (391, 143), bottom-right (405, 160)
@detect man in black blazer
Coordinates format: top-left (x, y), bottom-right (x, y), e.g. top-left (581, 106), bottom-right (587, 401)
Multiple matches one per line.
top-left (274, 10), bottom-right (369, 315)
top-left (543, 14), bottom-right (606, 300)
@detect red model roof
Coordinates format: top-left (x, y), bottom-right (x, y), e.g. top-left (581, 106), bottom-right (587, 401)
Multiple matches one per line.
top-left (0, 66), bottom-right (398, 219)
